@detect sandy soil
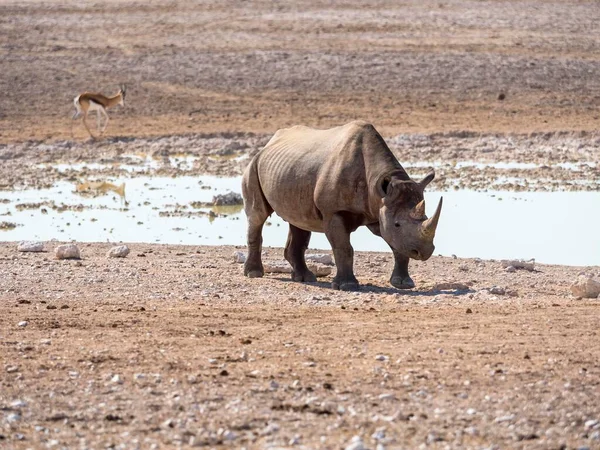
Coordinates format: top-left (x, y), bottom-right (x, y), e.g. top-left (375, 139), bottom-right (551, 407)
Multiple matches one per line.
top-left (1, 0), bottom-right (600, 449)
top-left (1, 242), bottom-right (600, 449)
top-left (1, 0), bottom-right (600, 142)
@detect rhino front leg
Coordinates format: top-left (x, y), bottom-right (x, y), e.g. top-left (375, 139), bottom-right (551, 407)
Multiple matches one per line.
top-left (284, 225), bottom-right (317, 282)
top-left (325, 214), bottom-right (359, 291)
top-left (389, 250), bottom-right (415, 289)
top-left (367, 223), bottom-right (414, 289)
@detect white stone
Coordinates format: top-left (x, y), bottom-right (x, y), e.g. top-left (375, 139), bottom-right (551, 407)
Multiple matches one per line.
top-left (107, 245), bottom-right (130, 258)
top-left (306, 253), bottom-right (334, 265)
top-left (17, 321), bottom-right (28, 327)
top-left (232, 251), bottom-right (246, 263)
top-left (501, 259), bottom-right (534, 271)
top-left (571, 275), bottom-right (600, 299)
top-left (585, 419), bottom-right (599, 430)
top-left (55, 243), bottom-right (80, 260)
top-left (111, 374), bottom-right (124, 384)
top-left (17, 241), bottom-right (44, 252)
top-left (263, 260), bottom-right (332, 277)
top-left (345, 436), bottom-right (367, 450)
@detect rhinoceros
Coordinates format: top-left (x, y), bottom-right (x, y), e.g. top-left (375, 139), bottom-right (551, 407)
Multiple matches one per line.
top-left (241, 120), bottom-right (442, 291)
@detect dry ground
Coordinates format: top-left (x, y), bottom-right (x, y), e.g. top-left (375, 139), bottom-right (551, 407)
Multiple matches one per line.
top-left (1, 242), bottom-right (599, 449)
top-left (1, 0), bottom-right (600, 142)
top-left (1, 0), bottom-right (600, 449)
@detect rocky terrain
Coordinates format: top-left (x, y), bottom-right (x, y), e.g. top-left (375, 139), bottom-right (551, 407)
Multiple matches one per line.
top-left (1, 242), bottom-right (600, 449)
top-left (1, 0), bottom-right (599, 449)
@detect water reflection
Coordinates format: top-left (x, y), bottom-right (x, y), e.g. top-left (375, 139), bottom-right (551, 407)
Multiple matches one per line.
top-left (0, 176), bottom-right (598, 266)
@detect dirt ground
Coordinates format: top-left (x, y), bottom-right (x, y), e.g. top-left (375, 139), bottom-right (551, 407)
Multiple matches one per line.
top-left (1, 242), bottom-right (599, 449)
top-left (1, 0), bottom-right (600, 142)
top-left (1, 0), bottom-right (600, 449)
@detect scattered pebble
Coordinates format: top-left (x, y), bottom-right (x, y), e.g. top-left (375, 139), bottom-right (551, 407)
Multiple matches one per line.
top-left (55, 243), bottom-right (80, 260)
top-left (232, 251), bottom-right (246, 263)
top-left (432, 282), bottom-right (470, 291)
top-left (107, 245), bottom-right (130, 258)
top-left (110, 374), bottom-right (124, 384)
top-left (345, 435), bottom-right (367, 450)
top-left (375, 354), bottom-right (389, 362)
top-left (17, 321), bottom-right (28, 327)
top-left (6, 365), bottom-right (19, 373)
top-left (17, 241), bottom-right (44, 252)
top-left (489, 286), bottom-right (506, 295)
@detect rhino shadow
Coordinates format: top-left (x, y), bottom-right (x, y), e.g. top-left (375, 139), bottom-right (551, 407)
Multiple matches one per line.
top-left (273, 277), bottom-right (474, 296)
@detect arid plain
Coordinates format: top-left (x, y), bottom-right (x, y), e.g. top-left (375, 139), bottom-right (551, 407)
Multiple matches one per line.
top-left (1, 1), bottom-right (600, 449)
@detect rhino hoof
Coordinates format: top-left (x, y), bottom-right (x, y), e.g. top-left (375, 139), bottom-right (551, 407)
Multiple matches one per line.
top-left (292, 271), bottom-right (317, 282)
top-left (246, 270), bottom-right (264, 278)
top-left (332, 281), bottom-right (360, 291)
top-left (391, 276), bottom-right (415, 289)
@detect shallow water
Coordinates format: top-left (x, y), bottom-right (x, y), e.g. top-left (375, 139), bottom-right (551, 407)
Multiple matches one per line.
top-left (1, 176), bottom-right (598, 266)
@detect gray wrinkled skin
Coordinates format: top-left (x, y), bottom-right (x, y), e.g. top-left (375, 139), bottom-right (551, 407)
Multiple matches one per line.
top-left (242, 120), bottom-right (442, 291)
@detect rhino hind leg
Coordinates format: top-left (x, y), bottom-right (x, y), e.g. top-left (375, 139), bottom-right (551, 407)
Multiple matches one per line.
top-left (242, 164), bottom-right (273, 279)
top-left (284, 225), bottom-right (316, 282)
top-left (325, 214), bottom-right (359, 291)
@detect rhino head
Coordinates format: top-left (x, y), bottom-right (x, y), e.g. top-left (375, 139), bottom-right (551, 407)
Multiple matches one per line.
top-left (377, 171), bottom-right (442, 261)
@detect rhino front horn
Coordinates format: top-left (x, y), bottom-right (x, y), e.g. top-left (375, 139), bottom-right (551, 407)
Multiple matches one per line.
top-left (422, 197), bottom-right (443, 238)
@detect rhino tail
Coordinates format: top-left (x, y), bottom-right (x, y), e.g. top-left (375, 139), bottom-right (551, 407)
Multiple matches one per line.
top-left (242, 155), bottom-right (273, 221)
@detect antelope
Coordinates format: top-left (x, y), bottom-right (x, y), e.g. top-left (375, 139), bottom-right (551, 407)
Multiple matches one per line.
top-left (72, 85), bottom-right (126, 138)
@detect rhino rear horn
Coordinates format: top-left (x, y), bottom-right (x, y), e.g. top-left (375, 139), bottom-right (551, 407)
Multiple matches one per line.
top-left (422, 197), bottom-right (443, 238)
top-left (419, 170), bottom-right (435, 189)
top-left (412, 199), bottom-right (426, 219)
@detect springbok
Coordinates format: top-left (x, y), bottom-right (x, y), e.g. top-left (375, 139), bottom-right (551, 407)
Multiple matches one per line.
top-left (72, 85), bottom-right (126, 138)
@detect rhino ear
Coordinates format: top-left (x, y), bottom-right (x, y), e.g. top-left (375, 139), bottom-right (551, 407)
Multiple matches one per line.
top-left (419, 170), bottom-right (435, 189)
top-left (382, 180), bottom-right (407, 205)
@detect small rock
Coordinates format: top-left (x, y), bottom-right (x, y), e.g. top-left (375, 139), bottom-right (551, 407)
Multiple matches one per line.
top-left (570, 275), bottom-right (600, 299)
top-left (6, 366), bottom-right (19, 373)
top-left (378, 393), bottom-right (396, 401)
top-left (263, 261), bottom-right (332, 277)
top-left (17, 321), bottom-right (28, 327)
top-left (110, 374), bottom-right (124, 384)
top-left (501, 259), bottom-right (534, 271)
top-left (505, 265), bottom-right (517, 273)
top-left (107, 245), bottom-right (130, 258)
top-left (232, 251), bottom-right (246, 263)
top-left (17, 241), bottom-right (44, 252)
top-left (223, 430), bottom-right (236, 441)
top-left (345, 435), bottom-right (367, 450)
top-left (11, 400), bottom-right (27, 408)
top-left (306, 253), bottom-right (334, 265)
top-left (489, 286), bottom-right (506, 295)
top-left (55, 243), bottom-right (80, 260)
top-left (584, 419), bottom-right (599, 430)
top-left (432, 282), bottom-right (469, 291)
top-left (375, 354), bottom-right (389, 362)
top-left (212, 192), bottom-right (243, 206)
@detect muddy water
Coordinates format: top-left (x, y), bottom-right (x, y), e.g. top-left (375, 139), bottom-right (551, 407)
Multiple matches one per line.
top-left (1, 176), bottom-right (598, 266)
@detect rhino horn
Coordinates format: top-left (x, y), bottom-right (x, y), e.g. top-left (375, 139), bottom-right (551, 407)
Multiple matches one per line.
top-left (412, 199), bottom-right (426, 219)
top-left (422, 197), bottom-right (443, 238)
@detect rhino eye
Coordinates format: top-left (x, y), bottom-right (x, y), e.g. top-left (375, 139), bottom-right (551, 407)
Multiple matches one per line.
top-left (394, 222), bottom-right (400, 228)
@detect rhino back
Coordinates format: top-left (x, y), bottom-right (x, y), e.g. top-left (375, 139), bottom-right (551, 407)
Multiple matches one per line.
top-left (255, 121), bottom-right (402, 231)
